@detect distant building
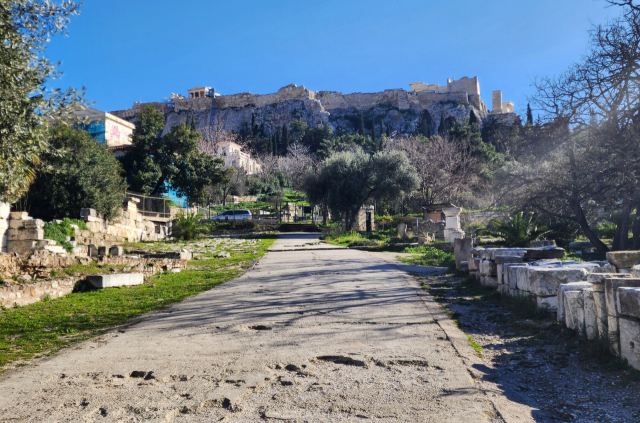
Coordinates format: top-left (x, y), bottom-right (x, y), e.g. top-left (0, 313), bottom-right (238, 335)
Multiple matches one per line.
top-left (188, 86), bottom-right (211, 99)
top-left (213, 141), bottom-right (262, 175)
top-left (73, 106), bottom-right (135, 158)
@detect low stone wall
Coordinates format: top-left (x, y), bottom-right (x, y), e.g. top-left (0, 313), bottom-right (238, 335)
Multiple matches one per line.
top-left (457, 242), bottom-right (640, 371)
top-left (0, 277), bottom-right (78, 307)
top-left (0, 251), bottom-right (188, 308)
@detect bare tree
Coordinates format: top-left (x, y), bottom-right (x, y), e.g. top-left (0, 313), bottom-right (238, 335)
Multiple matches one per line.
top-left (388, 135), bottom-right (481, 207)
top-left (519, 1), bottom-right (640, 251)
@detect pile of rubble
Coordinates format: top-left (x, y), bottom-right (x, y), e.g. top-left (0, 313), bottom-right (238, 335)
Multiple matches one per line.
top-left (457, 240), bottom-right (640, 371)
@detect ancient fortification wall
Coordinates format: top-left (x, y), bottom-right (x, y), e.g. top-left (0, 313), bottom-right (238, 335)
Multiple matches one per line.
top-left (109, 77), bottom-right (515, 137)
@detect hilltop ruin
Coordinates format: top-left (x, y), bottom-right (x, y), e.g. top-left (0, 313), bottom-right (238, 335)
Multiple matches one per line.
top-left (111, 77), bottom-right (516, 138)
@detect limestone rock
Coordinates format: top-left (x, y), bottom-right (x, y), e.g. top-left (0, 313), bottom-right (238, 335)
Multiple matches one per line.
top-left (557, 282), bottom-right (593, 322)
top-left (480, 260), bottom-right (497, 276)
top-left (604, 278), bottom-right (640, 355)
top-left (616, 287), bottom-right (640, 319)
top-left (619, 317), bottom-right (640, 371)
top-left (527, 267), bottom-right (590, 296)
top-left (606, 251), bottom-right (640, 269)
top-left (583, 288), bottom-right (598, 340)
top-left (564, 290), bottom-right (585, 334)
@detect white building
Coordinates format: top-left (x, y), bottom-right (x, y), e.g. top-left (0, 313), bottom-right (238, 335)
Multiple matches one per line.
top-left (213, 141), bottom-right (262, 175)
top-left (73, 106), bottom-right (135, 157)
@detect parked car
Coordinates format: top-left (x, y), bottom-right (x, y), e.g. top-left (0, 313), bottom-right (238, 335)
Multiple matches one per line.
top-left (211, 209), bottom-right (252, 221)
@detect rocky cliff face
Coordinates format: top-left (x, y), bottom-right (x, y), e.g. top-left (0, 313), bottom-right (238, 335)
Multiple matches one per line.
top-left (111, 85), bottom-right (512, 137)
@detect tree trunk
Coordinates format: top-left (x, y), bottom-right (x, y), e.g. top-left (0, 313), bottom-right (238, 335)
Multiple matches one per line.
top-left (613, 198), bottom-right (632, 251)
top-left (574, 202), bottom-right (609, 253)
top-left (322, 204), bottom-right (328, 226)
top-left (567, 138), bottom-right (608, 253)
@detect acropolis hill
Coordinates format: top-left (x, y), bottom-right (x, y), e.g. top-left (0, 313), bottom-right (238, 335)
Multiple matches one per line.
top-left (111, 76), bottom-right (516, 137)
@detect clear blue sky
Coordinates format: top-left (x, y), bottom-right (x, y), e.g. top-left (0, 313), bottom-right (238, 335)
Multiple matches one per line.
top-left (46, 0), bottom-right (617, 116)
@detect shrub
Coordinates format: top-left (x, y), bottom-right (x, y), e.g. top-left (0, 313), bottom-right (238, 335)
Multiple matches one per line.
top-left (43, 218), bottom-right (87, 252)
top-left (171, 212), bottom-right (206, 240)
top-left (593, 223), bottom-right (617, 239)
top-left (26, 126), bottom-right (127, 221)
top-left (484, 212), bottom-right (549, 247)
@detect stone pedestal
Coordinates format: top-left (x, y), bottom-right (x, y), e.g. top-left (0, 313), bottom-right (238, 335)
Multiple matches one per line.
top-left (443, 207), bottom-right (464, 243)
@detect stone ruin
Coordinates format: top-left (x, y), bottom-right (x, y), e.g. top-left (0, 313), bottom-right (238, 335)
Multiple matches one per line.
top-left (455, 240), bottom-right (640, 371)
top-left (110, 77), bottom-right (519, 141)
top-left (395, 206), bottom-right (464, 243)
top-left (0, 198), bottom-right (167, 256)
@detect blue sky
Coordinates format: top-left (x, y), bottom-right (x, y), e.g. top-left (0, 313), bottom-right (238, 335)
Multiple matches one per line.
top-left (46, 0), bottom-right (617, 116)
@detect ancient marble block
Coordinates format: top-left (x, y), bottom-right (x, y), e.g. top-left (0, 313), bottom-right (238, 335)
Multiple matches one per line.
top-left (588, 273), bottom-right (631, 292)
top-left (480, 260), bottom-right (497, 276)
top-left (606, 251), bottom-right (640, 269)
top-left (557, 282), bottom-right (593, 323)
top-left (619, 317), bottom-right (640, 371)
top-left (565, 290), bottom-right (585, 334)
top-left (527, 267), bottom-right (590, 296)
top-left (515, 266), bottom-right (531, 292)
top-left (583, 288), bottom-right (598, 340)
top-left (536, 295), bottom-right (558, 312)
top-left (109, 246), bottom-right (124, 256)
top-left (616, 287), bottom-right (640, 319)
top-left (604, 278), bottom-right (640, 355)
top-left (490, 248), bottom-right (526, 260)
top-left (87, 273), bottom-right (144, 289)
top-left (593, 290), bottom-right (608, 340)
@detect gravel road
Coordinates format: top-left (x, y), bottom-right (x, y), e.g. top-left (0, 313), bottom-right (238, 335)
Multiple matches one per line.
top-left (0, 234), bottom-right (535, 422)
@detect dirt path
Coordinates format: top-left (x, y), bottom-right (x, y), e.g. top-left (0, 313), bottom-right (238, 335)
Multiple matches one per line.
top-left (0, 234), bottom-right (533, 422)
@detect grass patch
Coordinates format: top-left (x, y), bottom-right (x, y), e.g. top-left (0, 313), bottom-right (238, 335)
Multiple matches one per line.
top-left (467, 334), bottom-right (483, 357)
top-left (0, 237), bottom-right (276, 374)
top-left (398, 245), bottom-right (455, 270)
top-left (321, 229), bottom-right (395, 247)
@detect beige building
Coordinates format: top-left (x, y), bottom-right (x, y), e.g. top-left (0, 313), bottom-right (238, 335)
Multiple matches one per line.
top-left (214, 141), bottom-right (262, 175)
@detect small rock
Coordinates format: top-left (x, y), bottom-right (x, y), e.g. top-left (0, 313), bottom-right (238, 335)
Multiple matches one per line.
top-left (18, 274), bottom-right (32, 282)
top-left (217, 252), bottom-right (231, 258)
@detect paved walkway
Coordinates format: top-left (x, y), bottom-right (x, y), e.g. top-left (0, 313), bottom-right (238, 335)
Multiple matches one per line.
top-left (0, 234), bottom-right (534, 422)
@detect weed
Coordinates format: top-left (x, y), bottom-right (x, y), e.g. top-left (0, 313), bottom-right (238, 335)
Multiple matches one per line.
top-left (467, 334), bottom-right (483, 356)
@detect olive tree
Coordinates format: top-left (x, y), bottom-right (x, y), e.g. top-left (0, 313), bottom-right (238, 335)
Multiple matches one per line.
top-left (0, 0), bottom-right (83, 203)
top-left (304, 149), bottom-right (420, 229)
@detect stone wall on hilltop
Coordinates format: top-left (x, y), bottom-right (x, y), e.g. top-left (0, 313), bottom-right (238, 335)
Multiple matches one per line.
top-left (111, 83), bottom-right (517, 138)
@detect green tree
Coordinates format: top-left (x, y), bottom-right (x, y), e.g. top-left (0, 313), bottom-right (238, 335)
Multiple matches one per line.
top-left (26, 126), bottom-right (127, 221)
top-left (251, 113), bottom-right (257, 139)
top-left (304, 149), bottom-right (420, 229)
top-left (371, 118), bottom-right (376, 143)
top-left (282, 124), bottom-right (289, 154)
top-left (0, 1), bottom-right (83, 204)
top-left (358, 112), bottom-right (365, 136)
top-left (437, 115), bottom-right (445, 135)
top-left (526, 103), bottom-right (534, 126)
top-left (122, 105), bottom-right (225, 204)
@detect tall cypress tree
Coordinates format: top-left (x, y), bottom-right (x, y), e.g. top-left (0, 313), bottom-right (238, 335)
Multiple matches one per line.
top-left (438, 115), bottom-right (445, 135)
top-left (526, 103), bottom-right (534, 126)
top-left (251, 113), bottom-right (257, 138)
top-left (282, 124), bottom-right (289, 154)
top-left (191, 113), bottom-right (196, 131)
top-left (358, 112), bottom-right (365, 136)
top-left (271, 135), bottom-right (277, 156)
top-left (386, 122), bottom-right (391, 137)
top-left (468, 110), bottom-right (478, 125)
top-left (275, 128), bottom-right (281, 156)
top-left (371, 118), bottom-right (376, 143)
